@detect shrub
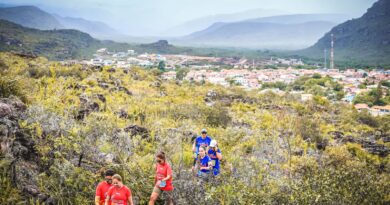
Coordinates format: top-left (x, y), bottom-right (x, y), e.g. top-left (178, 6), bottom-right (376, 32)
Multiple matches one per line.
top-left (0, 76), bottom-right (26, 102)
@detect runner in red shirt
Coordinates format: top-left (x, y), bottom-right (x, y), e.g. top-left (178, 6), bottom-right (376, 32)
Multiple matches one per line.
top-left (95, 169), bottom-right (115, 205)
top-left (149, 152), bottom-right (174, 205)
top-left (105, 174), bottom-right (133, 205)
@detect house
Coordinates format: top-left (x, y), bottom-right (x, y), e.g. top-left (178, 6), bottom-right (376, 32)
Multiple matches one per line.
top-left (370, 105), bottom-right (390, 116)
top-left (354, 104), bottom-right (369, 112)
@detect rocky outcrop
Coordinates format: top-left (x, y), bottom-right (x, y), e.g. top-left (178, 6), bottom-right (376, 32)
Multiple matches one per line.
top-left (0, 97), bottom-right (50, 202)
top-left (76, 94), bottom-right (100, 120)
top-left (329, 131), bottom-right (390, 157)
top-left (123, 124), bottom-right (150, 139)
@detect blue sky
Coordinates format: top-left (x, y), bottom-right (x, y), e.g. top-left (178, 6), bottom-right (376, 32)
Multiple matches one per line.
top-left (2, 0), bottom-right (378, 35)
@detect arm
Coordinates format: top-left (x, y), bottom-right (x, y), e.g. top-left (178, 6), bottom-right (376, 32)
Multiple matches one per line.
top-left (216, 148), bottom-right (222, 160)
top-left (95, 196), bottom-right (100, 205)
top-left (162, 164), bottom-right (173, 181)
top-left (95, 185), bottom-right (101, 205)
top-left (162, 175), bottom-right (171, 181)
top-left (200, 163), bottom-right (212, 170)
top-left (104, 197), bottom-right (110, 205)
top-left (200, 159), bottom-right (212, 170)
top-left (154, 164), bottom-right (157, 184)
top-left (128, 195), bottom-right (134, 205)
top-left (192, 140), bottom-right (196, 152)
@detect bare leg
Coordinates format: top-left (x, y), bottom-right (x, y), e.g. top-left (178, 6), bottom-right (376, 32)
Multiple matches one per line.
top-left (149, 188), bottom-right (160, 205)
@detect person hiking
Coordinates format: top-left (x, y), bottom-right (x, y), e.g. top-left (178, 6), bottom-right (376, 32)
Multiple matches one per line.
top-left (105, 174), bottom-right (133, 205)
top-left (208, 140), bottom-right (222, 176)
top-left (193, 146), bottom-right (212, 181)
top-left (192, 128), bottom-right (212, 169)
top-left (149, 152), bottom-right (174, 205)
top-left (95, 169), bottom-right (115, 205)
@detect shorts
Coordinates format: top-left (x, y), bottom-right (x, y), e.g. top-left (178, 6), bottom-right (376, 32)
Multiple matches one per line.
top-left (153, 186), bottom-right (173, 196)
top-left (213, 169), bottom-right (220, 176)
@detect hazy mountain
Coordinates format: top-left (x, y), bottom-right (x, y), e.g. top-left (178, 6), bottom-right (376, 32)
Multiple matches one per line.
top-left (0, 19), bottom-right (132, 60)
top-left (53, 14), bottom-right (119, 39)
top-left (301, 0), bottom-right (390, 65)
top-left (0, 20), bottom-right (196, 60)
top-left (0, 3), bottom-right (14, 8)
top-left (0, 5), bottom-right (123, 40)
top-left (175, 13), bottom-right (349, 49)
top-left (164, 8), bottom-right (289, 36)
top-left (0, 6), bottom-right (64, 30)
top-left (246, 13), bottom-right (351, 24)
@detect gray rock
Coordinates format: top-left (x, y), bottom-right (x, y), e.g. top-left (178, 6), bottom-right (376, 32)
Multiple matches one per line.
top-left (0, 102), bottom-right (12, 117)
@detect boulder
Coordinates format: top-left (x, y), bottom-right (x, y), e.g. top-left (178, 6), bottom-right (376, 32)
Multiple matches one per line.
top-left (95, 94), bottom-right (106, 103)
top-left (98, 82), bottom-right (110, 89)
top-left (0, 102), bottom-right (12, 117)
top-left (124, 124), bottom-right (149, 139)
top-left (118, 87), bottom-right (132, 96)
top-left (117, 109), bottom-right (129, 119)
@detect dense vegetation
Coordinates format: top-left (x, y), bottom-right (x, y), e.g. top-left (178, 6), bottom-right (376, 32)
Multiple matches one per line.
top-left (354, 82), bottom-right (390, 106)
top-left (0, 52), bottom-right (389, 204)
top-left (261, 74), bottom-right (345, 100)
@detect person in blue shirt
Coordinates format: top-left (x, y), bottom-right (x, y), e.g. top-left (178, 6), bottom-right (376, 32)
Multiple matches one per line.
top-left (208, 140), bottom-right (222, 176)
top-left (193, 146), bottom-right (212, 181)
top-left (192, 128), bottom-right (212, 170)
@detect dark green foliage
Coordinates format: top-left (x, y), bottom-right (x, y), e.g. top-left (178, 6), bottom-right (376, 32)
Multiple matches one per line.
top-left (0, 76), bottom-right (26, 102)
top-left (204, 105), bottom-right (231, 128)
top-left (353, 83), bottom-right (390, 106)
top-left (175, 68), bottom-right (190, 80)
top-left (158, 61), bottom-right (166, 72)
top-left (0, 159), bottom-right (24, 204)
top-left (261, 81), bottom-right (288, 91)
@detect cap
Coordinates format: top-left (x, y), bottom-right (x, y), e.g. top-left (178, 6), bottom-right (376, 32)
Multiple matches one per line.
top-left (201, 128), bottom-right (207, 133)
top-left (210, 140), bottom-right (217, 147)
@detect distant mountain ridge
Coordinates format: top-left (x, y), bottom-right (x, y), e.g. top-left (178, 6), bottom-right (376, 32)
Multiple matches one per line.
top-left (0, 6), bottom-right (63, 30)
top-left (175, 14), bottom-right (348, 49)
top-left (164, 8), bottom-right (289, 36)
top-left (0, 19), bottom-right (130, 60)
top-left (0, 19), bottom-right (195, 60)
top-left (53, 14), bottom-right (119, 39)
top-left (301, 0), bottom-right (390, 65)
top-left (0, 5), bottom-right (118, 39)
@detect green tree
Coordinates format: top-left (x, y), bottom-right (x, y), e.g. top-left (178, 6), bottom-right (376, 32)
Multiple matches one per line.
top-left (158, 61), bottom-right (166, 72)
top-left (176, 68), bottom-right (189, 80)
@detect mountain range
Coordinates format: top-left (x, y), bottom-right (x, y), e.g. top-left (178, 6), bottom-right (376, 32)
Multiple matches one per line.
top-left (164, 8), bottom-right (289, 36)
top-left (300, 0), bottom-right (390, 65)
top-left (174, 14), bottom-right (350, 49)
top-left (0, 6), bottom-right (117, 39)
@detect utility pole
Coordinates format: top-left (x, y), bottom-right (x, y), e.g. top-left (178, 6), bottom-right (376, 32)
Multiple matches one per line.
top-left (324, 49), bottom-right (327, 69)
top-left (330, 33), bottom-right (334, 70)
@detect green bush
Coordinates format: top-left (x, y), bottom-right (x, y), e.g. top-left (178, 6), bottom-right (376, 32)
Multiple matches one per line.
top-left (0, 76), bottom-right (26, 102)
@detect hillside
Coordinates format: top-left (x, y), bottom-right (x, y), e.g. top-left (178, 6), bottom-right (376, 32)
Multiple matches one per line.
top-left (0, 5), bottom-right (121, 40)
top-left (53, 14), bottom-right (119, 39)
top-left (0, 6), bottom-right (63, 30)
top-left (0, 52), bottom-right (389, 204)
top-left (301, 0), bottom-right (390, 66)
top-left (0, 19), bottom-right (269, 60)
top-left (246, 13), bottom-right (350, 24)
top-left (178, 20), bottom-right (337, 49)
top-left (164, 8), bottom-right (289, 36)
top-left (0, 19), bottom-right (135, 60)
top-left (175, 14), bottom-right (352, 49)
top-left (0, 20), bottom-right (198, 60)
